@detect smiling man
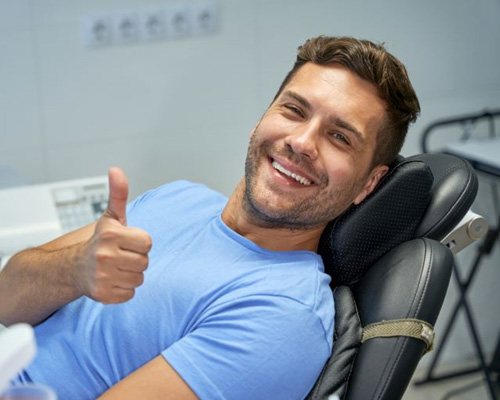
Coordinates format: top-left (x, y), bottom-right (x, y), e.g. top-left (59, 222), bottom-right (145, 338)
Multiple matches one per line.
top-left (227, 62), bottom-right (389, 246)
top-left (0, 36), bottom-right (420, 399)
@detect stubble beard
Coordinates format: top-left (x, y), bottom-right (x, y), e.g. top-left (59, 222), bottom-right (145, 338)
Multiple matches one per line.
top-left (243, 133), bottom-right (358, 231)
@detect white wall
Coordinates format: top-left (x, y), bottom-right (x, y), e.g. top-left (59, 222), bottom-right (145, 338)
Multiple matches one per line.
top-left (1, 0), bottom-right (500, 366)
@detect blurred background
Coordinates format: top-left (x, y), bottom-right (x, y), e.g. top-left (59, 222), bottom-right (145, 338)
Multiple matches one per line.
top-left (0, 0), bottom-right (499, 398)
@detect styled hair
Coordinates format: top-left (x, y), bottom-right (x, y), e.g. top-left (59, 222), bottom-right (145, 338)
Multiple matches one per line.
top-left (274, 36), bottom-right (420, 166)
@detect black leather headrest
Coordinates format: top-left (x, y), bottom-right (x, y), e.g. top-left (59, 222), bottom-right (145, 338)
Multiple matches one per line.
top-left (412, 153), bottom-right (478, 240)
top-left (318, 157), bottom-right (434, 286)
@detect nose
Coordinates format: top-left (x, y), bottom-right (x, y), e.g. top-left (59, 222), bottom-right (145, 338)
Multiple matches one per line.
top-left (284, 121), bottom-right (319, 160)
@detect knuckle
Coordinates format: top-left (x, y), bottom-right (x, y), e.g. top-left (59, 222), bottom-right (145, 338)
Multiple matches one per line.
top-left (95, 249), bottom-right (113, 264)
top-left (129, 254), bottom-right (147, 272)
top-left (135, 230), bottom-right (152, 251)
top-left (95, 247), bottom-right (115, 264)
top-left (99, 228), bottom-right (119, 242)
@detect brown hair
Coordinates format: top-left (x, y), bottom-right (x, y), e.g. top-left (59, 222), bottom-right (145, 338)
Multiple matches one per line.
top-left (274, 36), bottom-right (420, 166)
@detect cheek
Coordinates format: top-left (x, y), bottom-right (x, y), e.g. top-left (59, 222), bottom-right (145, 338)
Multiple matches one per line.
top-left (323, 159), bottom-right (366, 199)
top-left (323, 155), bottom-right (355, 184)
top-left (256, 113), bottom-right (295, 138)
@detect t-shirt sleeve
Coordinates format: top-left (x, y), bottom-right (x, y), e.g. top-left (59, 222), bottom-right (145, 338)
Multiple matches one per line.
top-left (162, 294), bottom-right (331, 400)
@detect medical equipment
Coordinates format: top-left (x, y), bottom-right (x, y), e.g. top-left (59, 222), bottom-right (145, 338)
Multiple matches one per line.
top-left (441, 210), bottom-right (488, 254)
top-left (0, 176), bottom-right (107, 268)
top-left (416, 109), bottom-right (500, 400)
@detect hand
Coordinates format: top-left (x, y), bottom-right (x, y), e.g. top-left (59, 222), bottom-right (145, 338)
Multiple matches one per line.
top-left (77, 167), bottom-right (152, 304)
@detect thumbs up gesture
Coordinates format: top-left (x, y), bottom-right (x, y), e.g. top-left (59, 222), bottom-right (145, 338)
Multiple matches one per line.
top-left (79, 167), bottom-right (152, 304)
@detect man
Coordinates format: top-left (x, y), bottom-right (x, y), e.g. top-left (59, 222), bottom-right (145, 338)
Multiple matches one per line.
top-left (0, 36), bottom-right (420, 399)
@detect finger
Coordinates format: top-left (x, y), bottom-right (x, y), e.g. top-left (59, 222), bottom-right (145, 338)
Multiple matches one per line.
top-left (115, 227), bottom-right (152, 254)
top-left (106, 167), bottom-right (129, 226)
top-left (115, 250), bottom-right (149, 273)
top-left (113, 269), bottom-right (145, 289)
top-left (91, 270), bottom-right (143, 303)
top-left (100, 287), bottom-right (136, 304)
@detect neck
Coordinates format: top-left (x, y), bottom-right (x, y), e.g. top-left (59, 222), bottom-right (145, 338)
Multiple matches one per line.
top-left (221, 179), bottom-right (325, 252)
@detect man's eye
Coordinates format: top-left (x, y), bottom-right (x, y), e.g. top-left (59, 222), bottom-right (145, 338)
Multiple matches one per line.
top-left (331, 132), bottom-right (349, 144)
top-left (284, 104), bottom-right (304, 117)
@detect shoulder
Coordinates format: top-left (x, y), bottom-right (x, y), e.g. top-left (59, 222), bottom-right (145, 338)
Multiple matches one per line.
top-left (130, 180), bottom-right (225, 208)
top-left (128, 180), bottom-right (226, 216)
top-left (126, 180), bottom-right (227, 232)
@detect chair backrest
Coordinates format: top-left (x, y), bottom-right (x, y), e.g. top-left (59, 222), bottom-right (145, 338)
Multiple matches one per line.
top-left (307, 153), bottom-right (478, 400)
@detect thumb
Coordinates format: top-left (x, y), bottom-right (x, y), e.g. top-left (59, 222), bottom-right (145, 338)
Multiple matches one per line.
top-left (106, 167), bottom-right (129, 225)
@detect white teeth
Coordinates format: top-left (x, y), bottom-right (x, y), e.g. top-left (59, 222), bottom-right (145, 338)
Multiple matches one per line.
top-left (271, 161), bottom-right (312, 186)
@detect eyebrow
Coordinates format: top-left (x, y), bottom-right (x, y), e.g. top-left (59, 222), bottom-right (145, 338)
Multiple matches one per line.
top-left (331, 117), bottom-right (365, 144)
top-left (282, 90), bottom-right (366, 144)
top-left (281, 90), bottom-right (312, 112)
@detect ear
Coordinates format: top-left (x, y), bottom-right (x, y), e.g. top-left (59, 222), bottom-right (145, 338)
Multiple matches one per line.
top-left (353, 164), bottom-right (389, 205)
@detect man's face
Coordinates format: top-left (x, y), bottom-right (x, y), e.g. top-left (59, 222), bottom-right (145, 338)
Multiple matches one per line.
top-left (244, 62), bottom-right (388, 230)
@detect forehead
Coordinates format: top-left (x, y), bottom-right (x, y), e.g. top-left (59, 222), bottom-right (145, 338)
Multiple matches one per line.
top-left (285, 62), bottom-right (386, 114)
top-left (284, 62), bottom-right (386, 119)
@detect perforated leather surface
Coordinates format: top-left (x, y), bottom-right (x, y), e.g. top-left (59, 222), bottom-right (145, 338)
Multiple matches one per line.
top-left (318, 159), bottom-right (434, 286)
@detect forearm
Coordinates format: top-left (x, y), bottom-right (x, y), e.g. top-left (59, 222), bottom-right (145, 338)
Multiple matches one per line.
top-left (98, 356), bottom-right (198, 400)
top-left (0, 175), bottom-right (152, 326)
top-left (0, 243), bottom-right (85, 326)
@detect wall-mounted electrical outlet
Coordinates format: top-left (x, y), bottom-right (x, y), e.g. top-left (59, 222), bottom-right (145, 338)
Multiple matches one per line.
top-left (112, 12), bottom-right (139, 45)
top-left (192, 1), bottom-right (219, 35)
top-left (81, 1), bottom-right (220, 49)
top-left (166, 5), bottom-right (192, 39)
top-left (140, 9), bottom-right (167, 41)
top-left (82, 15), bottom-right (112, 47)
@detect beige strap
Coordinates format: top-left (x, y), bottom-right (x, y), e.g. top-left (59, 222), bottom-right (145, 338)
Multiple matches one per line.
top-left (361, 318), bottom-right (435, 353)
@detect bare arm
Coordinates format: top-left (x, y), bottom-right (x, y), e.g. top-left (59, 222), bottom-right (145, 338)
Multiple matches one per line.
top-left (0, 168), bottom-right (152, 326)
top-left (98, 356), bottom-right (198, 400)
top-left (0, 224), bottom-right (94, 326)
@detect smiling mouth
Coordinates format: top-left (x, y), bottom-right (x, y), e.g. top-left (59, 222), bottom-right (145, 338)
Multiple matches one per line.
top-left (271, 160), bottom-right (313, 186)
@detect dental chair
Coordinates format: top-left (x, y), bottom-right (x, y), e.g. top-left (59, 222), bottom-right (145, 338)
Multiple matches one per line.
top-left (0, 153), bottom-right (480, 399)
top-left (307, 152), bottom-right (481, 400)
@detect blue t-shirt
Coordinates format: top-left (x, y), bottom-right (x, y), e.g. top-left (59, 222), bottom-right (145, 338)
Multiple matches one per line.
top-left (17, 181), bottom-right (334, 399)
